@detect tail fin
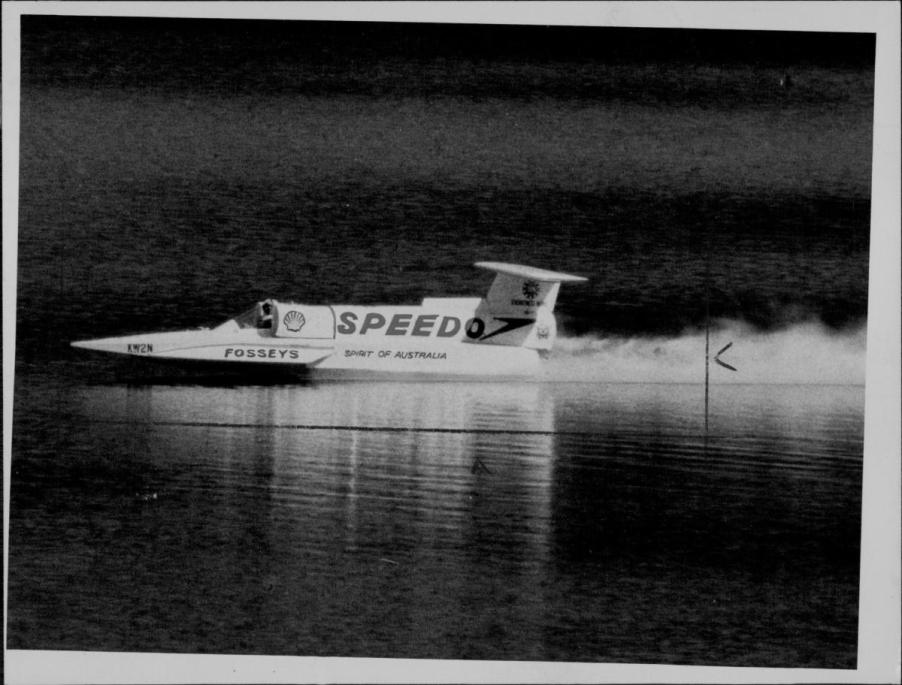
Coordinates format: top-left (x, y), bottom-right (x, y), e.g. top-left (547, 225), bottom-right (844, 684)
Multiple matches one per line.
top-left (475, 262), bottom-right (587, 317)
top-left (469, 262), bottom-right (587, 350)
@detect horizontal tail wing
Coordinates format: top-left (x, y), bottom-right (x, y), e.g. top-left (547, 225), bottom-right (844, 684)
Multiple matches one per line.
top-left (474, 262), bottom-right (588, 284)
top-left (474, 261), bottom-right (587, 315)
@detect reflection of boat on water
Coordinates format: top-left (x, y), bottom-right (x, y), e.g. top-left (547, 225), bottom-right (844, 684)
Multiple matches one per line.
top-left (71, 262), bottom-right (587, 377)
top-left (65, 377), bottom-right (560, 656)
top-left (54, 375), bottom-right (863, 662)
top-left (80, 378), bottom-right (558, 578)
top-left (81, 379), bottom-right (557, 455)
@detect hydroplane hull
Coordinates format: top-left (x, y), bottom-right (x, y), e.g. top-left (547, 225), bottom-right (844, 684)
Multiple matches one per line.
top-left (72, 262), bottom-right (586, 377)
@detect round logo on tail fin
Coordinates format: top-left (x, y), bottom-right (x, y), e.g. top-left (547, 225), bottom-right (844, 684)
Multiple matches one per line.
top-left (522, 280), bottom-right (540, 299)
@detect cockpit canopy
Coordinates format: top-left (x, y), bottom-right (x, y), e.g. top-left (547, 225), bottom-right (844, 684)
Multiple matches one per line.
top-left (231, 300), bottom-right (273, 329)
top-left (216, 300), bottom-right (274, 332)
top-left (220, 300), bottom-right (335, 340)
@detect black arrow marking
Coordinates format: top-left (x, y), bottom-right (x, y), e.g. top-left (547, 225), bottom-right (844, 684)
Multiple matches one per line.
top-left (714, 342), bottom-right (737, 371)
top-left (479, 318), bottom-right (534, 341)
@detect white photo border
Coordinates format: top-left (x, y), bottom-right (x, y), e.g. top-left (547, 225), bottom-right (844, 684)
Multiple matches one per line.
top-left (3, 2), bottom-right (899, 683)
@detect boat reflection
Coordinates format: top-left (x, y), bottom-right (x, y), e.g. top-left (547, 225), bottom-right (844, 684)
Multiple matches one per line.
top-left (58, 378), bottom-right (864, 660)
top-left (76, 380), bottom-right (556, 541)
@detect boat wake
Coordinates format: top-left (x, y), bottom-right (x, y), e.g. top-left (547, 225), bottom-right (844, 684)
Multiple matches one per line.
top-left (544, 320), bottom-right (866, 385)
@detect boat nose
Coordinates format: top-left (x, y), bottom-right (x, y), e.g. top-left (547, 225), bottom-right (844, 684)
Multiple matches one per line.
top-left (71, 337), bottom-right (155, 355)
top-left (71, 338), bottom-right (127, 353)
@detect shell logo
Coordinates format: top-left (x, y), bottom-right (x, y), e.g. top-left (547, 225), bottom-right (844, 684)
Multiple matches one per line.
top-left (283, 310), bottom-right (306, 332)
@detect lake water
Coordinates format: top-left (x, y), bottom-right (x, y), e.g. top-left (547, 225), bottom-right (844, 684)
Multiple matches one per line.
top-left (8, 17), bottom-right (871, 668)
top-left (9, 369), bottom-right (863, 666)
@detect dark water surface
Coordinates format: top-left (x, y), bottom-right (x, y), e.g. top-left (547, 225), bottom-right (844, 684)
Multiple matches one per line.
top-left (10, 18), bottom-right (870, 667)
top-left (16, 20), bottom-right (872, 349)
top-left (10, 369), bottom-right (862, 666)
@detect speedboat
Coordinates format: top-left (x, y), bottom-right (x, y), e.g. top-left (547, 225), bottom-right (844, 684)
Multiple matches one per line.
top-left (71, 262), bottom-right (587, 376)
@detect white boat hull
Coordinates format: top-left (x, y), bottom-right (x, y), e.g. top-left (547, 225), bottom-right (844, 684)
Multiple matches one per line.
top-left (71, 262), bottom-right (586, 378)
top-left (71, 329), bottom-right (542, 376)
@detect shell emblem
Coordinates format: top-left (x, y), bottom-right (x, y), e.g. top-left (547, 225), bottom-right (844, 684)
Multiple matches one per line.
top-left (522, 280), bottom-right (540, 299)
top-left (283, 310), bottom-right (306, 332)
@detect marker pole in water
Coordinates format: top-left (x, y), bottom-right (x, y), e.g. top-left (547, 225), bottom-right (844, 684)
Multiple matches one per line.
top-left (704, 222), bottom-right (712, 442)
top-left (703, 221), bottom-right (737, 446)
top-left (705, 290), bottom-right (711, 439)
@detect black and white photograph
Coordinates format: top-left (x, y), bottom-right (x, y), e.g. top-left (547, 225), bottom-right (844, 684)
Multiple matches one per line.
top-left (3, 2), bottom-right (899, 683)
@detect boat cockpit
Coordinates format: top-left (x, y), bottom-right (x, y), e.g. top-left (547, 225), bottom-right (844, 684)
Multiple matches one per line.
top-left (231, 300), bottom-right (275, 330)
top-left (214, 300), bottom-right (275, 333)
top-left (216, 300), bottom-right (335, 340)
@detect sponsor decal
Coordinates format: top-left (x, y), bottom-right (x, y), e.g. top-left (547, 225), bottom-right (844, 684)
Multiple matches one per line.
top-left (394, 351), bottom-right (447, 360)
top-left (479, 318), bottom-right (534, 341)
top-left (411, 314), bottom-right (437, 336)
top-left (283, 310), bottom-right (306, 332)
top-left (536, 325), bottom-right (550, 340)
top-left (344, 349), bottom-right (448, 360)
top-left (224, 348), bottom-right (301, 360)
top-left (359, 313), bottom-right (386, 334)
top-left (337, 312), bottom-right (463, 338)
top-left (437, 317), bottom-right (461, 337)
top-left (522, 280), bottom-right (540, 299)
top-left (335, 311), bottom-right (533, 341)
top-left (337, 311), bottom-right (358, 335)
top-left (465, 318), bottom-right (485, 339)
top-left (127, 343), bottom-right (153, 354)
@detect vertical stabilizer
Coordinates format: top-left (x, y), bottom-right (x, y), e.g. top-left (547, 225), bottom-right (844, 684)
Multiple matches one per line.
top-left (475, 262), bottom-right (587, 317)
top-left (470, 262), bottom-right (587, 349)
